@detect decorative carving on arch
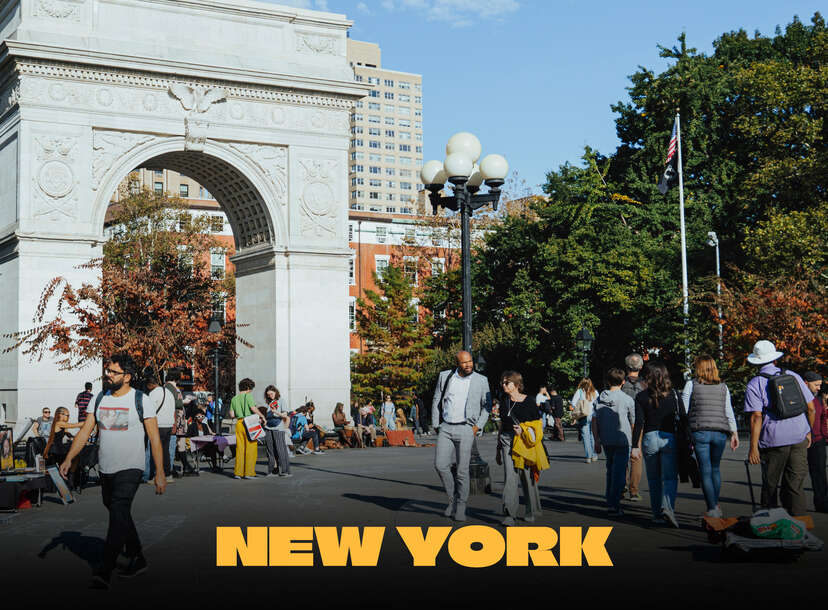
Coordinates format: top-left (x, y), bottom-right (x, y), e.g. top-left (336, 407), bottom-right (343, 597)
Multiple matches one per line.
top-left (92, 131), bottom-right (156, 191)
top-left (298, 158), bottom-right (338, 238)
top-left (31, 135), bottom-right (80, 221)
top-left (32, 0), bottom-right (84, 21)
top-left (228, 143), bottom-right (287, 207)
top-left (295, 32), bottom-right (338, 56)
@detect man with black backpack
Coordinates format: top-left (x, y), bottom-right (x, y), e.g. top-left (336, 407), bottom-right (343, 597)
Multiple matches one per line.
top-left (59, 353), bottom-right (166, 589)
top-left (744, 340), bottom-right (816, 517)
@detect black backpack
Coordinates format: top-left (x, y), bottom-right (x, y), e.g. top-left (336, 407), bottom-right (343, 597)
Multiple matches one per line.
top-left (759, 370), bottom-right (808, 420)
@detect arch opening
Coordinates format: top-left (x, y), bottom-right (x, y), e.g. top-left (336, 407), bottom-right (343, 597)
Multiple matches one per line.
top-left (139, 151), bottom-right (274, 251)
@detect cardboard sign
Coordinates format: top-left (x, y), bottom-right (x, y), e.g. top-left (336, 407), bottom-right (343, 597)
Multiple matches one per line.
top-left (46, 465), bottom-right (74, 505)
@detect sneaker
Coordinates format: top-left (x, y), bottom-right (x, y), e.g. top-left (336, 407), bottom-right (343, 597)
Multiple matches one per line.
top-left (91, 571), bottom-right (111, 590)
top-left (523, 514), bottom-right (535, 523)
top-left (704, 507), bottom-right (723, 519)
top-left (312, 449), bottom-right (325, 455)
top-left (265, 473), bottom-right (278, 478)
top-left (628, 493), bottom-right (642, 502)
top-left (443, 500), bottom-right (456, 518)
top-left (585, 458), bottom-right (592, 463)
top-left (243, 475), bottom-right (256, 479)
top-left (591, 456), bottom-right (598, 462)
top-left (501, 516), bottom-right (516, 526)
top-left (662, 508), bottom-right (680, 528)
top-left (453, 502), bottom-right (467, 522)
top-left (279, 472), bottom-right (293, 478)
top-left (233, 475), bottom-right (242, 480)
top-left (117, 554), bottom-right (148, 578)
top-left (165, 477), bottom-right (175, 484)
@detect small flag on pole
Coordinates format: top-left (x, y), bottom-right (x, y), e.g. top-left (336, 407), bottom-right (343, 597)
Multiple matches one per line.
top-left (657, 118), bottom-right (679, 194)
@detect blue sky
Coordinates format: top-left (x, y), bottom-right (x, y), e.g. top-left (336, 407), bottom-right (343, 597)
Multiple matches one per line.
top-left (267, 0), bottom-right (824, 193)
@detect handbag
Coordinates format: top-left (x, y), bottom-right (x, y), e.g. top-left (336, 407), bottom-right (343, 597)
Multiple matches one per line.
top-left (572, 395), bottom-right (593, 420)
top-left (673, 390), bottom-right (700, 488)
top-left (242, 413), bottom-right (264, 442)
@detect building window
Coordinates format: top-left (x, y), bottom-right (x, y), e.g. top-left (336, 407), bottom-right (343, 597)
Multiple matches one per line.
top-left (376, 226), bottom-right (387, 244)
top-left (348, 224), bottom-right (354, 241)
top-left (212, 292), bottom-right (226, 322)
top-left (350, 151), bottom-right (364, 160)
top-left (154, 181), bottom-right (163, 195)
top-left (178, 184), bottom-right (189, 198)
top-left (384, 117), bottom-right (395, 126)
top-left (386, 181), bottom-right (396, 188)
top-left (211, 248), bottom-right (225, 279)
top-left (387, 193), bottom-right (396, 201)
top-left (369, 166), bottom-right (381, 174)
top-left (386, 206), bottom-right (396, 213)
top-left (399, 81), bottom-right (411, 90)
top-left (369, 179), bottom-right (382, 187)
top-left (409, 298), bottom-right (419, 324)
top-left (352, 113), bottom-right (363, 121)
top-left (385, 155), bottom-right (396, 164)
top-left (369, 153), bottom-right (382, 162)
top-left (154, 169), bottom-right (163, 177)
top-left (368, 115), bottom-right (380, 123)
top-left (368, 127), bottom-right (381, 136)
top-left (368, 102), bottom-right (380, 110)
top-left (210, 216), bottom-right (224, 233)
top-left (398, 106), bottom-right (410, 115)
top-left (355, 100), bottom-right (364, 108)
top-left (401, 182), bottom-right (412, 190)
top-left (129, 180), bottom-right (140, 194)
top-left (375, 255), bottom-right (389, 279)
top-left (400, 169), bottom-right (412, 177)
top-left (384, 79), bottom-right (394, 87)
top-left (399, 144), bottom-right (411, 152)
top-left (369, 205), bottom-right (382, 212)
top-left (399, 131), bottom-right (411, 140)
top-left (177, 213), bottom-right (191, 231)
top-left (349, 252), bottom-right (356, 285)
top-left (431, 258), bottom-right (445, 275)
top-left (384, 142), bottom-right (395, 151)
top-left (348, 297), bottom-right (356, 331)
top-left (399, 119), bottom-right (411, 127)
top-left (385, 130), bottom-right (395, 138)
top-left (399, 94), bottom-right (410, 102)
top-left (369, 141), bottom-right (380, 149)
top-left (351, 126), bottom-right (363, 135)
top-left (351, 202), bottom-right (364, 210)
top-left (368, 76), bottom-right (380, 84)
top-left (370, 192), bottom-right (380, 200)
top-left (385, 167), bottom-right (396, 176)
top-left (177, 245), bottom-right (193, 276)
top-left (405, 227), bottom-right (415, 242)
top-left (385, 92), bottom-right (394, 100)
top-left (404, 256), bottom-right (418, 285)
top-left (369, 90), bottom-right (379, 98)
top-left (352, 164), bottom-right (364, 173)
top-left (351, 138), bottom-right (363, 147)
top-left (400, 156), bottom-right (412, 165)
top-left (400, 206), bottom-right (413, 215)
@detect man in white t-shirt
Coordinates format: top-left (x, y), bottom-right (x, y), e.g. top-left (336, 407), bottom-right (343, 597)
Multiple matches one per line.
top-left (60, 353), bottom-right (166, 590)
top-left (536, 386), bottom-right (551, 431)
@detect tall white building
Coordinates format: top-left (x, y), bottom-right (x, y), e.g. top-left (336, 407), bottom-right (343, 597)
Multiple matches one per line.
top-left (347, 39), bottom-right (424, 215)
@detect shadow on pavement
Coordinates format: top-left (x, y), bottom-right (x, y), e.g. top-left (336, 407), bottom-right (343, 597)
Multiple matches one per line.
top-left (38, 531), bottom-right (103, 566)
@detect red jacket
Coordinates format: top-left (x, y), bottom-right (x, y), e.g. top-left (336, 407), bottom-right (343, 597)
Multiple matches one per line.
top-left (813, 396), bottom-right (828, 443)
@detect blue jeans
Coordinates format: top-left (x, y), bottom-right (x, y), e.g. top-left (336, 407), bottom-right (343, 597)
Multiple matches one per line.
top-left (642, 431), bottom-right (678, 519)
top-left (578, 414), bottom-right (594, 459)
top-left (603, 445), bottom-right (630, 510)
top-left (692, 430), bottom-right (728, 511)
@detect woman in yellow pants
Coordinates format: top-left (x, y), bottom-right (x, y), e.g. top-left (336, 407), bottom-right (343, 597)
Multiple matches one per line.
top-left (230, 378), bottom-right (264, 479)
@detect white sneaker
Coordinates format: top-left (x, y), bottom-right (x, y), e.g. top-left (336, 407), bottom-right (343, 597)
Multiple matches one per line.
top-left (501, 516), bottom-right (516, 526)
top-left (662, 508), bottom-right (679, 528)
top-left (704, 507), bottom-right (723, 519)
top-left (591, 456), bottom-right (599, 462)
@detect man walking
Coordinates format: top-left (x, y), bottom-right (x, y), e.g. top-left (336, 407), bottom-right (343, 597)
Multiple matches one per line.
top-left (535, 385), bottom-right (551, 433)
top-left (60, 353), bottom-right (166, 589)
top-left (432, 350), bottom-right (491, 522)
top-left (75, 382), bottom-right (94, 422)
top-left (803, 371), bottom-right (826, 512)
top-left (142, 372), bottom-right (174, 483)
top-left (745, 340), bottom-right (815, 516)
top-left (548, 388), bottom-right (565, 441)
top-left (621, 353), bottom-right (646, 501)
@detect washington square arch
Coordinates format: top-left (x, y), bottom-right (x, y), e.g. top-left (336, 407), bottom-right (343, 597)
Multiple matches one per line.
top-left (0, 0), bottom-right (368, 425)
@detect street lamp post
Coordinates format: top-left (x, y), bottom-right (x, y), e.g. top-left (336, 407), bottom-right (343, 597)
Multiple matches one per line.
top-left (207, 314), bottom-right (223, 433)
top-left (421, 133), bottom-right (509, 354)
top-left (707, 231), bottom-right (723, 360)
top-left (575, 325), bottom-right (594, 379)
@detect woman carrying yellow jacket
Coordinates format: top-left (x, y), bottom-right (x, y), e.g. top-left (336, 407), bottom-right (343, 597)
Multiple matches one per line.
top-left (497, 370), bottom-right (547, 526)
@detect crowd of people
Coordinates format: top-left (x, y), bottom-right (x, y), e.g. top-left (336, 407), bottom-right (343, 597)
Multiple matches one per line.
top-left (9, 336), bottom-right (826, 589)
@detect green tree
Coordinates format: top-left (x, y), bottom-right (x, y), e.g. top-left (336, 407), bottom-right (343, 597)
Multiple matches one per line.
top-left (351, 263), bottom-right (433, 407)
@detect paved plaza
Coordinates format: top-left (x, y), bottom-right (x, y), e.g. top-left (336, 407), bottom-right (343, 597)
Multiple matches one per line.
top-left (1, 433), bottom-right (824, 601)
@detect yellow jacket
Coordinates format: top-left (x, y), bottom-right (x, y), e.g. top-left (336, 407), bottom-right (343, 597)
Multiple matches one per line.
top-left (511, 420), bottom-right (550, 476)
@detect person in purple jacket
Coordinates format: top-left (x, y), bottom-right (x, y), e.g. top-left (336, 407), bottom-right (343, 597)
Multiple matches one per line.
top-left (803, 372), bottom-right (827, 512)
top-left (744, 340), bottom-right (816, 516)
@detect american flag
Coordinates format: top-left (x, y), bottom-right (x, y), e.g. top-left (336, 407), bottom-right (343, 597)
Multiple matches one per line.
top-left (658, 117), bottom-right (680, 195)
top-left (664, 120), bottom-right (677, 165)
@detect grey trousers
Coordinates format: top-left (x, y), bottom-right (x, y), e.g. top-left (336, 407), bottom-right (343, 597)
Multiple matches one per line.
top-left (499, 434), bottom-right (542, 519)
top-left (760, 437), bottom-right (808, 516)
top-left (264, 428), bottom-right (290, 474)
top-left (435, 423), bottom-right (474, 504)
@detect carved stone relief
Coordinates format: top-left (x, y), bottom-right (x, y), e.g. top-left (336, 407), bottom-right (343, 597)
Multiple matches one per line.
top-left (295, 32), bottom-right (338, 56)
top-left (92, 130), bottom-right (156, 191)
top-left (31, 135), bottom-right (80, 221)
top-left (32, 0), bottom-right (84, 22)
top-left (168, 84), bottom-right (227, 151)
top-left (229, 143), bottom-right (288, 207)
top-left (297, 159), bottom-right (338, 238)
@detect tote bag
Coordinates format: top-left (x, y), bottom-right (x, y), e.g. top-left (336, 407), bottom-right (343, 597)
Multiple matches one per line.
top-left (243, 413), bottom-right (264, 442)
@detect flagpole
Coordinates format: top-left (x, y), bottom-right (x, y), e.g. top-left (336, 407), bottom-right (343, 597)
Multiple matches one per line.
top-left (675, 110), bottom-right (690, 372)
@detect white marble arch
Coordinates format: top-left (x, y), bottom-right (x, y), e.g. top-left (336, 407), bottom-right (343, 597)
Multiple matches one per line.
top-left (0, 0), bottom-right (367, 426)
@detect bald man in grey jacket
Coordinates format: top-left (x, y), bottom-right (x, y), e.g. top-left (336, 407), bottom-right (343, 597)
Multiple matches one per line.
top-left (432, 351), bottom-right (491, 522)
